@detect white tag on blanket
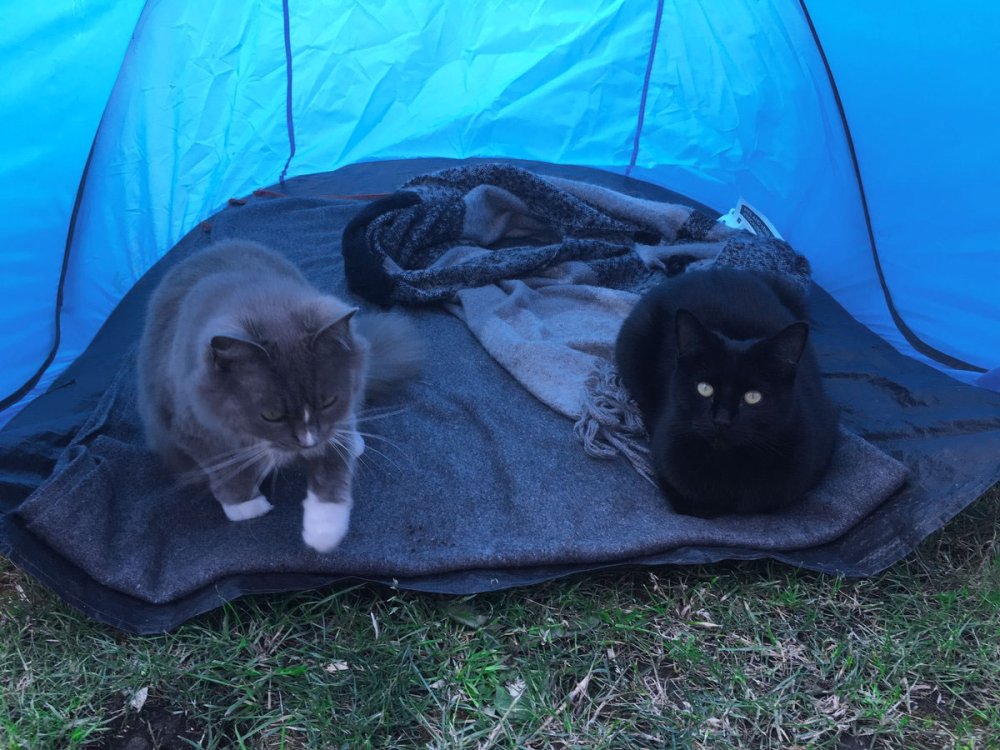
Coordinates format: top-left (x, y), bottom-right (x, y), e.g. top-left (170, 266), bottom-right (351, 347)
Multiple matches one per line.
top-left (718, 198), bottom-right (783, 240)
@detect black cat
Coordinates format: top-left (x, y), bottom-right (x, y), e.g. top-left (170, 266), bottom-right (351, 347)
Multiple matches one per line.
top-left (615, 268), bottom-right (838, 517)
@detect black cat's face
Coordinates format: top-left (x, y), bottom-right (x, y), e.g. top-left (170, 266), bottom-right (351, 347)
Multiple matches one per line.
top-left (200, 311), bottom-right (365, 456)
top-left (670, 309), bottom-right (808, 449)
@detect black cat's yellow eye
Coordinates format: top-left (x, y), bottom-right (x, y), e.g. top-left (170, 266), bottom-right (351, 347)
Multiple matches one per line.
top-left (260, 409), bottom-right (286, 423)
top-left (320, 395), bottom-right (339, 410)
top-left (744, 390), bottom-right (763, 405)
top-left (696, 382), bottom-right (714, 398)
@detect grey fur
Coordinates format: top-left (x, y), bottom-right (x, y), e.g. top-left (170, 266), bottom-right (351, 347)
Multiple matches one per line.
top-left (355, 312), bottom-right (425, 400)
top-left (136, 239), bottom-right (420, 551)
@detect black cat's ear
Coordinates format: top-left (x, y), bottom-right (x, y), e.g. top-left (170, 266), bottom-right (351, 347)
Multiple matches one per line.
top-left (210, 336), bottom-right (268, 370)
top-left (312, 308), bottom-right (359, 351)
top-left (675, 309), bottom-right (710, 355)
top-left (766, 321), bottom-right (810, 366)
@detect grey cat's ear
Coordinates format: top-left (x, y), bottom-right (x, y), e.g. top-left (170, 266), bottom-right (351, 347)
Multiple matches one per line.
top-left (312, 308), bottom-right (359, 351)
top-left (210, 336), bottom-right (269, 370)
top-left (675, 309), bottom-right (710, 355)
top-left (767, 321), bottom-right (809, 365)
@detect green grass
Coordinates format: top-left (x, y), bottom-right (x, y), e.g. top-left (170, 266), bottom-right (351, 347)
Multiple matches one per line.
top-left (3, 485), bottom-right (999, 749)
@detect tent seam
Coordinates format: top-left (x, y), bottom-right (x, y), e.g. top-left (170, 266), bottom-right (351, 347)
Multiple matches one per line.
top-left (279, 0), bottom-right (296, 186)
top-left (626, 0), bottom-right (664, 176)
top-left (798, 0), bottom-right (984, 373)
top-left (0, 1), bottom-right (154, 416)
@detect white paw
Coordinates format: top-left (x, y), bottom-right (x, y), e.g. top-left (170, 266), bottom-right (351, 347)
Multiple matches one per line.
top-left (222, 494), bottom-right (274, 521)
top-left (349, 430), bottom-right (365, 459)
top-left (302, 490), bottom-right (352, 552)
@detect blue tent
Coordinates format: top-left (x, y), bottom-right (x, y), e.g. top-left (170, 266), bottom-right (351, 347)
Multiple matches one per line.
top-left (2, 2), bottom-right (999, 633)
top-left (3, 1), bottom-right (998, 424)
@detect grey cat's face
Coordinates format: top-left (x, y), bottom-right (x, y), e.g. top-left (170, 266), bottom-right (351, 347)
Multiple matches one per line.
top-left (199, 312), bottom-right (365, 456)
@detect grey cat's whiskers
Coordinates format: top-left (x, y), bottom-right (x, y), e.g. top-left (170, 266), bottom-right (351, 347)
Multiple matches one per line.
top-left (325, 431), bottom-right (354, 464)
top-left (350, 436), bottom-right (403, 473)
top-left (324, 427), bottom-right (398, 475)
top-left (354, 406), bottom-right (412, 425)
top-left (191, 445), bottom-right (273, 486)
top-left (202, 449), bottom-right (267, 476)
top-left (347, 447), bottom-right (377, 475)
top-left (196, 443), bottom-right (270, 475)
top-left (350, 410), bottom-right (412, 471)
top-left (175, 456), bottom-right (263, 489)
top-left (252, 455), bottom-right (277, 493)
top-left (324, 441), bottom-right (349, 466)
top-left (354, 430), bottom-right (410, 460)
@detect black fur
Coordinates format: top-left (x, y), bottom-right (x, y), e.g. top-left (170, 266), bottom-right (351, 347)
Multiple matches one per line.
top-left (615, 268), bottom-right (838, 516)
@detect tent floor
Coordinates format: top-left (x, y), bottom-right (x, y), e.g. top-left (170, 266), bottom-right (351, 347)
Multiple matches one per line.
top-left (2, 158), bottom-right (999, 634)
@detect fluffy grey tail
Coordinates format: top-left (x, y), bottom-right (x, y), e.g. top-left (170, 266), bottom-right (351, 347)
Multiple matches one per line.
top-left (355, 312), bottom-right (424, 401)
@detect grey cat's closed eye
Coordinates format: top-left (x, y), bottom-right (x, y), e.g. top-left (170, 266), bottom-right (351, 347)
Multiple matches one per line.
top-left (321, 395), bottom-right (339, 409)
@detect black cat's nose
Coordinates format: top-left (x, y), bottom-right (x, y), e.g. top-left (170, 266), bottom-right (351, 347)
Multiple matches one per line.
top-left (712, 410), bottom-right (732, 427)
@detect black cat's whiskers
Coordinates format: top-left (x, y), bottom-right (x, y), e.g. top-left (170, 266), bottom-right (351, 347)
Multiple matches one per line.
top-left (743, 433), bottom-right (790, 459)
top-left (666, 421), bottom-right (787, 458)
top-left (666, 423), bottom-right (704, 441)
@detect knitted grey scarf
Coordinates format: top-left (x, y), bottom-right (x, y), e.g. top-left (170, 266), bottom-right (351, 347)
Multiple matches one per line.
top-left (342, 163), bottom-right (810, 479)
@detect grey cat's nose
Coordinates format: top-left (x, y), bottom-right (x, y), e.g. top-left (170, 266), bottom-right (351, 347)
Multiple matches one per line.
top-left (296, 430), bottom-right (318, 448)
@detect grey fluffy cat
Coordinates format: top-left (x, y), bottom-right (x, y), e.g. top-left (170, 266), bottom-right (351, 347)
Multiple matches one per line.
top-left (136, 239), bottom-right (422, 552)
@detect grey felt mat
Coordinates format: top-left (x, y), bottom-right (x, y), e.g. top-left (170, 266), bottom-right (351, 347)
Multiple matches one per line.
top-left (5, 159), bottom-right (1000, 635)
top-left (12, 167), bottom-right (907, 606)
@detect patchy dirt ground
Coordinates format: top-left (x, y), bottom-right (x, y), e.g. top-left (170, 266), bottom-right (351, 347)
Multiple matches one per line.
top-left (91, 697), bottom-right (209, 750)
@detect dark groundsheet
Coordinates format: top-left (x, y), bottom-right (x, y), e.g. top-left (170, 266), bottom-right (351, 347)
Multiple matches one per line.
top-left (2, 158), bottom-right (999, 634)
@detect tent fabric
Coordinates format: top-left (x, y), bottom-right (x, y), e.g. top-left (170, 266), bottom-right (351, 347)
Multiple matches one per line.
top-left (3, 2), bottom-right (998, 429)
top-left (1, 2), bottom-right (999, 631)
top-left (802, 3), bottom-right (1000, 372)
top-left (1, 160), bottom-right (998, 634)
top-left (0, 1), bottom-right (145, 413)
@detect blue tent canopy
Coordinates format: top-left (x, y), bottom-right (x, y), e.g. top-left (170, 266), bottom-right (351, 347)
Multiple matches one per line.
top-left (2, 0), bottom-right (998, 424)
